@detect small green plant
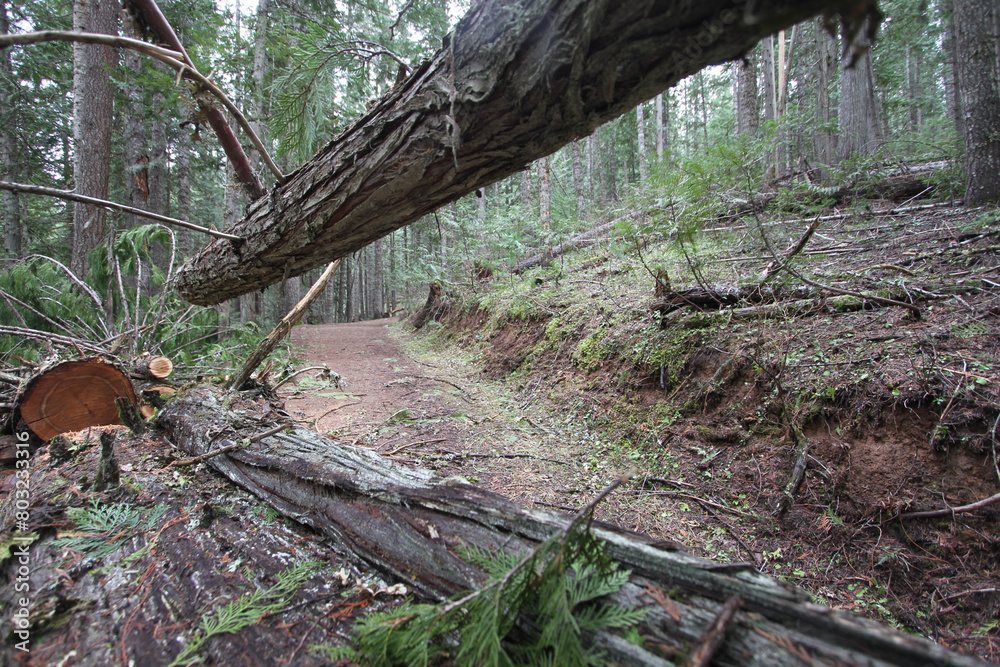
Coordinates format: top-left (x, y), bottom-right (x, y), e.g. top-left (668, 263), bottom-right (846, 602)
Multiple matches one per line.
top-left (52, 500), bottom-right (169, 558)
top-left (170, 561), bottom-right (319, 667)
top-left (340, 495), bottom-right (644, 666)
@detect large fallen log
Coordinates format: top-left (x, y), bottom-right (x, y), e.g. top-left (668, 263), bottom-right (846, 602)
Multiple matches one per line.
top-left (175, 0), bottom-right (876, 305)
top-left (157, 385), bottom-right (989, 667)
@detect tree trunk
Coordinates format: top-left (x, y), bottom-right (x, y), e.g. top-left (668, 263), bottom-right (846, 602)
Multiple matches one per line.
top-left (955, 0), bottom-right (1000, 204)
top-left (654, 92), bottom-right (665, 162)
top-left (636, 103), bottom-right (647, 183)
top-left (174, 0), bottom-right (874, 306)
top-left (814, 18), bottom-right (836, 177)
top-left (520, 168), bottom-right (532, 210)
top-left (538, 156), bottom-right (551, 245)
top-left (70, 0), bottom-right (117, 278)
top-left (571, 139), bottom-right (585, 219)
top-left (838, 18), bottom-right (879, 162)
top-left (0, 0), bottom-right (21, 259)
top-left (761, 35), bottom-right (777, 179)
top-left (945, 0), bottom-right (966, 142)
top-left (152, 385), bottom-right (991, 667)
top-left (735, 47), bottom-right (758, 137)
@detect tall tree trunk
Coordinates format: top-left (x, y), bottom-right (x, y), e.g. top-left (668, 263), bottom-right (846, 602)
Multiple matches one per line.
top-left (838, 18), bottom-right (879, 162)
top-left (520, 169), bottom-right (531, 210)
top-left (761, 35), bottom-right (777, 179)
top-left (0, 0), bottom-right (21, 259)
top-left (175, 120), bottom-right (193, 259)
top-left (636, 103), bottom-right (647, 183)
top-left (70, 0), bottom-right (116, 278)
top-left (571, 140), bottom-right (585, 219)
top-left (736, 48), bottom-right (759, 137)
top-left (373, 237), bottom-right (384, 317)
top-left (814, 18), bottom-right (836, 177)
top-left (654, 93), bottom-right (665, 162)
top-left (945, 0), bottom-right (966, 142)
top-left (250, 0), bottom-right (270, 185)
top-left (538, 156), bottom-right (551, 245)
top-left (955, 0), bottom-right (1000, 203)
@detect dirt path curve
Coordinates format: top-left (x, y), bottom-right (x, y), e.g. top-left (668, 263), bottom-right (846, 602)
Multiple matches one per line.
top-left (280, 321), bottom-right (615, 522)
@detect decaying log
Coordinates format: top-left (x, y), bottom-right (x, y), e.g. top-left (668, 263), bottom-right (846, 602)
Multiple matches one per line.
top-left (517, 218), bottom-right (623, 272)
top-left (175, 0), bottom-right (875, 305)
top-left (15, 357), bottom-right (138, 441)
top-left (157, 385), bottom-right (989, 667)
top-left (409, 281), bottom-right (447, 330)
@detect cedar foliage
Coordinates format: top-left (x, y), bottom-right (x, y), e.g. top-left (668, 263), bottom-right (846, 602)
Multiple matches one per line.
top-left (332, 518), bottom-right (644, 666)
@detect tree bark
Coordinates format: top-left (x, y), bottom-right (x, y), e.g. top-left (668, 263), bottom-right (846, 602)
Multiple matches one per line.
top-left (174, 0), bottom-right (874, 306)
top-left (637, 102), bottom-right (647, 183)
top-left (571, 139), bottom-right (585, 218)
top-left (735, 47), bottom-right (758, 137)
top-left (70, 0), bottom-right (117, 278)
top-left (0, 0), bottom-right (20, 259)
top-left (153, 385), bottom-right (991, 667)
top-left (655, 92), bottom-right (665, 162)
top-left (814, 18), bottom-right (836, 178)
top-left (838, 17), bottom-right (879, 162)
top-left (955, 0), bottom-right (1000, 204)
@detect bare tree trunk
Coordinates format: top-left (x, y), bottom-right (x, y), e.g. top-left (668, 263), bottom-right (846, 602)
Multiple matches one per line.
top-left (0, 0), bottom-right (21, 259)
top-left (373, 237), bottom-right (384, 317)
top-left (636, 103), bottom-right (647, 183)
top-left (520, 169), bottom-right (531, 210)
top-left (945, 0), bottom-right (966, 142)
top-left (654, 93), bottom-right (664, 162)
top-left (814, 18), bottom-right (836, 177)
top-left (761, 35), bottom-right (777, 179)
top-left (538, 156), bottom-right (551, 242)
top-left (736, 47), bottom-right (759, 137)
top-left (70, 0), bottom-right (117, 278)
top-left (838, 18), bottom-right (879, 162)
top-left (174, 116), bottom-right (193, 258)
top-left (571, 140), bottom-right (585, 219)
top-left (955, 0), bottom-right (1000, 203)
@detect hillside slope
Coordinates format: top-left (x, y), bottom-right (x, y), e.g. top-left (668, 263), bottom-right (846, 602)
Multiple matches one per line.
top-left (411, 199), bottom-right (1000, 658)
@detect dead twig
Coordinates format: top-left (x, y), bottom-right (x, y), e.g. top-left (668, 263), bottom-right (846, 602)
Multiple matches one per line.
top-left (685, 595), bottom-right (743, 667)
top-left (897, 490), bottom-right (1000, 522)
top-left (167, 423), bottom-right (289, 467)
top-left (386, 438), bottom-right (447, 456)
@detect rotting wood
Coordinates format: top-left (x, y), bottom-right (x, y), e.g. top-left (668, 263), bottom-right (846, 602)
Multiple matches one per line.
top-left (517, 218), bottom-right (624, 272)
top-left (175, 0), bottom-right (879, 306)
top-left (228, 259), bottom-right (340, 391)
top-left (684, 595), bottom-right (743, 667)
top-left (156, 385), bottom-right (991, 667)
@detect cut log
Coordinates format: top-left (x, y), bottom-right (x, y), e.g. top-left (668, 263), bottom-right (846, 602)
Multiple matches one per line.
top-left (15, 357), bottom-right (138, 441)
top-left (157, 385), bottom-right (989, 667)
top-left (131, 354), bottom-right (173, 380)
top-left (174, 0), bottom-right (876, 305)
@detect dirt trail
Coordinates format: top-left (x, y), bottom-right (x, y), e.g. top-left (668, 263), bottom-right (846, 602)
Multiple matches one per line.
top-left (281, 321), bottom-right (618, 525)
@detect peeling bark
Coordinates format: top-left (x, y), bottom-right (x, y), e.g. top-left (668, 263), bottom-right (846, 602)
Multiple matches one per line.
top-left (176, 0), bottom-right (870, 305)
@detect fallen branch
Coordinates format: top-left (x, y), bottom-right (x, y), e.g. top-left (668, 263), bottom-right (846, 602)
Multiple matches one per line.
top-left (386, 437), bottom-right (447, 456)
top-left (167, 422), bottom-right (289, 467)
top-left (897, 490), bottom-right (1000, 522)
top-left (685, 595), bottom-right (743, 667)
top-left (0, 181), bottom-right (240, 240)
top-left (228, 259), bottom-right (341, 391)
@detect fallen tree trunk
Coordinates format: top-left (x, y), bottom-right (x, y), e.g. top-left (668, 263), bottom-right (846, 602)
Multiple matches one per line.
top-left (517, 218), bottom-right (623, 272)
top-left (175, 0), bottom-right (874, 306)
top-left (157, 385), bottom-right (989, 667)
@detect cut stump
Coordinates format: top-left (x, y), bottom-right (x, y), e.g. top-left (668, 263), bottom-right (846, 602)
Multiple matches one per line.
top-left (15, 357), bottom-right (138, 441)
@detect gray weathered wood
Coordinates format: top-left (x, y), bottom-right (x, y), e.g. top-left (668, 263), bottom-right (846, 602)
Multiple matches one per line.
top-left (157, 385), bottom-right (991, 667)
top-left (175, 0), bottom-right (872, 305)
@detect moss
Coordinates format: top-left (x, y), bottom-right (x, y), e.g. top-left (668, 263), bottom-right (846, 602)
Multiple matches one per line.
top-left (572, 331), bottom-right (606, 371)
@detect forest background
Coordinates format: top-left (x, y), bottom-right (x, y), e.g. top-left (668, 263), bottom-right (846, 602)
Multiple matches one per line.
top-left (0, 0), bottom-right (997, 366)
